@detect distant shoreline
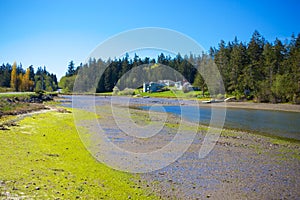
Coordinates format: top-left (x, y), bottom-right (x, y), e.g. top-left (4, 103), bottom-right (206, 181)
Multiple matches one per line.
top-left (197, 101), bottom-right (300, 113)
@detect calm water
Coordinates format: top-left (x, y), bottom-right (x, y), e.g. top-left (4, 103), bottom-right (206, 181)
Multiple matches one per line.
top-left (141, 105), bottom-right (300, 140)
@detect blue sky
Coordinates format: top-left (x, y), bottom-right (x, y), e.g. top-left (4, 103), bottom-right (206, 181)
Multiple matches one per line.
top-left (0, 0), bottom-right (299, 79)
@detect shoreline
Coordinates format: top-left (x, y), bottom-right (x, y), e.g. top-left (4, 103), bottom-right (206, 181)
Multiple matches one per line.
top-left (61, 94), bottom-right (300, 113)
top-left (0, 106), bottom-right (70, 130)
top-left (129, 104), bottom-right (300, 143)
top-left (199, 101), bottom-right (300, 113)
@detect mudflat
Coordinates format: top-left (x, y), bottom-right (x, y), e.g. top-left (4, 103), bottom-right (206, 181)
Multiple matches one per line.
top-left (72, 97), bottom-right (300, 199)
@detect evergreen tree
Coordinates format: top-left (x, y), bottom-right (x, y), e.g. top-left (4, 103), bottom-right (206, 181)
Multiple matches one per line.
top-left (66, 61), bottom-right (75, 77)
top-left (0, 63), bottom-right (11, 87)
top-left (214, 40), bottom-right (231, 90)
top-left (245, 30), bottom-right (265, 93)
top-left (229, 41), bottom-right (247, 93)
top-left (29, 65), bottom-right (35, 81)
top-left (35, 80), bottom-right (43, 92)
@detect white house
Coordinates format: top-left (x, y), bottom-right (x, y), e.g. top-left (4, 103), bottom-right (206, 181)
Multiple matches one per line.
top-left (175, 81), bottom-right (183, 90)
top-left (159, 80), bottom-right (175, 87)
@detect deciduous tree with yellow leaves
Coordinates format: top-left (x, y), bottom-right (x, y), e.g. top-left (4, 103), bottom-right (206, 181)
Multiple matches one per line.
top-left (18, 73), bottom-right (24, 91)
top-left (10, 62), bottom-right (18, 91)
top-left (22, 68), bottom-right (33, 91)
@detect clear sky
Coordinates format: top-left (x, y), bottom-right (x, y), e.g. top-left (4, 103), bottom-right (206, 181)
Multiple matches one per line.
top-left (0, 0), bottom-right (299, 79)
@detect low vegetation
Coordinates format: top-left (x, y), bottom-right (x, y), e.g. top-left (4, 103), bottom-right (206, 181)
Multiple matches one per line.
top-left (0, 109), bottom-right (157, 199)
top-left (0, 92), bottom-right (56, 117)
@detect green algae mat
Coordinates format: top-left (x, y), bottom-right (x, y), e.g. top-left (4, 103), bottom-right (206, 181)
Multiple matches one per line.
top-left (0, 109), bottom-right (158, 199)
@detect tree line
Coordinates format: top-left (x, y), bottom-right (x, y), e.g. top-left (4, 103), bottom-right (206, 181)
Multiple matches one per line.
top-left (60, 31), bottom-right (300, 103)
top-left (210, 31), bottom-right (300, 103)
top-left (59, 53), bottom-right (198, 94)
top-left (0, 62), bottom-right (58, 92)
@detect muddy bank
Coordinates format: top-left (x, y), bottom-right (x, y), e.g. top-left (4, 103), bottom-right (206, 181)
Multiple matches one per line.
top-left (0, 93), bottom-right (55, 118)
top-left (0, 93), bottom-right (58, 130)
top-left (199, 101), bottom-right (300, 113)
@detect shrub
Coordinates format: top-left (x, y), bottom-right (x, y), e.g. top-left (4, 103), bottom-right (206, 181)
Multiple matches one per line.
top-left (293, 94), bottom-right (300, 104)
top-left (118, 88), bottom-right (135, 96)
top-left (216, 93), bottom-right (224, 99)
top-left (112, 86), bottom-right (120, 95)
top-left (232, 90), bottom-right (243, 100)
top-left (161, 87), bottom-right (170, 92)
top-left (182, 87), bottom-right (189, 93)
top-left (204, 91), bottom-right (210, 97)
top-left (186, 92), bottom-right (199, 98)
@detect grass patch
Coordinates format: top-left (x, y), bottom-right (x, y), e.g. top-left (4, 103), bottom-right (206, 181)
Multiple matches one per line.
top-left (0, 92), bottom-right (34, 99)
top-left (221, 129), bottom-right (240, 138)
top-left (269, 138), bottom-right (296, 146)
top-left (164, 122), bottom-right (179, 129)
top-left (0, 99), bottom-right (45, 116)
top-left (94, 92), bottom-right (113, 96)
top-left (0, 87), bottom-right (14, 93)
top-left (276, 148), bottom-right (300, 161)
top-left (96, 89), bottom-right (211, 100)
top-left (0, 109), bottom-right (158, 199)
top-left (135, 90), bottom-right (208, 99)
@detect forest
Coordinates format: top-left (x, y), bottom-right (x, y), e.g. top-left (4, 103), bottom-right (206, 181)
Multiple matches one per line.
top-left (0, 62), bottom-right (58, 92)
top-left (1, 31), bottom-right (299, 104)
top-left (61, 31), bottom-right (300, 103)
